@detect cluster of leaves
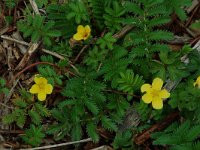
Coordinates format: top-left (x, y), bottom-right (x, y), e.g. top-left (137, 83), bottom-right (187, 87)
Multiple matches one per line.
top-left (3, 0), bottom-right (17, 9)
top-left (67, 1), bottom-right (89, 24)
top-left (2, 89), bottom-right (50, 146)
top-left (169, 80), bottom-right (200, 111)
top-left (151, 45), bottom-right (191, 81)
top-left (113, 130), bottom-right (134, 149)
top-left (151, 120), bottom-right (200, 150)
top-left (22, 125), bottom-right (45, 147)
top-left (163, 0), bottom-right (191, 20)
top-left (48, 69), bottom-right (121, 142)
top-left (84, 33), bottom-right (117, 70)
top-left (17, 14), bottom-right (61, 46)
top-left (122, 0), bottom-right (192, 81)
top-left (123, 0), bottom-right (173, 56)
top-left (116, 69), bottom-right (144, 100)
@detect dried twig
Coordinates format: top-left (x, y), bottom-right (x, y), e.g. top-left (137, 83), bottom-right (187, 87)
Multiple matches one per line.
top-left (4, 79), bottom-right (19, 104)
top-left (29, 0), bottom-right (40, 15)
top-left (73, 44), bottom-right (89, 63)
top-left (91, 145), bottom-right (110, 150)
top-left (20, 138), bottom-right (92, 150)
top-left (7, 46), bottom-right (13, 70)
top-left (0, 35), bottom-right (80, 75)
top-left (41, 48), bottom-right (65, 60)
top-left (15, 42), bottom-right (40, 70)
top-left (187, 0), bottom-right (199, 13)
top-left (0, 26), bottom-right (9, 35)
top-left (113, 25), bottom-right (134, 39)
top-left (0, 35), bottom-right (65, 59)
top-left (11, 62), bottom-right (56, 85)
top-left (12, 32), bottom-right (27, 54)
top-left (0, 103), bottom-right (13, 109)
top-left (0, 129), bottom-right (24, 134)
top-left (1, 35), bottom-right (29, 46)
top-left (185, 3), bottom-right (200, 27)
top-left (13, 0), bottom-right (41, 73)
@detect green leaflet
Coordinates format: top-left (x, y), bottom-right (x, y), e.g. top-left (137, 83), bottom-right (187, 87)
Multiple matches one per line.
top-left (151, 120), bottom-right (200, 150)
top-left (22, 125), bottom-right (45, 147)
top-left (67, 1), bottom-right (89, 24)
top-left (0, 77), bottom-right (9, 96)
top-left (17, 15), bottom-right (61, 46)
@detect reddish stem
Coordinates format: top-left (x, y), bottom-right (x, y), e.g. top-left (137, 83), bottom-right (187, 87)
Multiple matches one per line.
top-left (10, 62), bottom-right (75, 85)
top-left (134, 111), bottom-right (179, 145)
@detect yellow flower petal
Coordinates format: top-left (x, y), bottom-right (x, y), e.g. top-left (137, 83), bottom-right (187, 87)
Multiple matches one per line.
top-left (85, 25), bottom-right (91, 34)
top-left (30, 84), bottom-right (39, 94)
top-left (160, 89), bottom-right (170, 98)
top-left (77, 25), bottom-right (85, 33)
top-left (152, 97), bottom-right (163, 109)
top-left (197, 76), bottom-right (200, 82)
top-left (194, 81), bottom-right (197, 87)
top-left (38, 92), bottom-right (47, 101)
top-left (34, 77), bottom-right (47, 84)
top-left (34, 76), bottom-right (40, 84)
top-left (152, 78), bottom-right (163, 90)
top-left (194, 76), bottom-right (200, 87)
top-left (73, 33), bottom-right (83, 41)
top-left (83, 25), bottom-right (91, 40)
top-left (142, 93), bottom-right (152, 104)
top-left (141, 84), bottom-right (151, 93)
top-left (45, 84), bottom-right (53, 94)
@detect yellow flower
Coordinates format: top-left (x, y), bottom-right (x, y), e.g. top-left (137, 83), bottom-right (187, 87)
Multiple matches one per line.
top-left (29, 76), bottom-right (53, 101)
top-left (194, 76), bottom-right (200, 88)
top-left (73, 25), bottom-right (91, 41)
top-left (141, 78), bottom-right (170, 109)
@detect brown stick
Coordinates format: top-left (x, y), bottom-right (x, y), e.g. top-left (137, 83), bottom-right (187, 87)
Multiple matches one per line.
top-left (134, 111), bottom-right (179, 145)
top-left (15, 43), bottom-right (40, 70)
top-left (185, 3), bottom-right (200, 27)
top-left (0, 129), bottom-right (24, 134)
top-left (21, 138), bottom-right (92, 150)
top-left (73, 44), bottom-right (89, 63)
top-left (113, 25), bottom-right (134, 39)
top-left (12, 62), bottom-right (58, 83)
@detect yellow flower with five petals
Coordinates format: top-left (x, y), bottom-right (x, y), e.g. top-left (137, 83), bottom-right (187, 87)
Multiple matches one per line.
top-left (73, 25), bottom-right (91, 41)
top-left (29, 76), bottom-right (53, 101)
top-left (194, 76), bottom-right (200, 88)
top-left (141, 78), bottom-right (170, 109)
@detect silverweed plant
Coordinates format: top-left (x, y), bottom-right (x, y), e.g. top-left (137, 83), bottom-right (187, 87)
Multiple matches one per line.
top-left (3, 0), bottom-right (200, 149)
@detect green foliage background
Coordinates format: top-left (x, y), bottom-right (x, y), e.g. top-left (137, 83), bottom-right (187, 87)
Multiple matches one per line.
top-left (3, 0), bottom-right (200, 149)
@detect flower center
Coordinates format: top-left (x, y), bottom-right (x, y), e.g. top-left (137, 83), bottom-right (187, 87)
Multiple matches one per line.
top-left (83, 32), bottom-right (88, 38)
top-left (151, 89), bottom-right (160, 97)
top-left (38, 84), bottom-right (45, 91)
